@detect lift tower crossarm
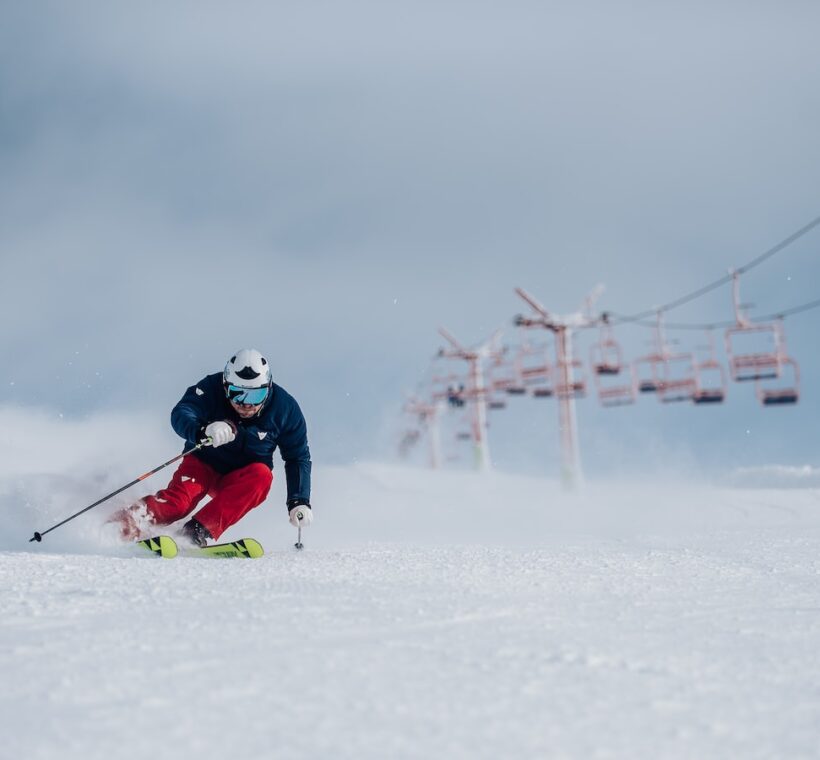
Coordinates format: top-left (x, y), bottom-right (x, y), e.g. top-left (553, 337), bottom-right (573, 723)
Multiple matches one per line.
top-left (515, 286), bottom-right (604, 332)
top-left (436, 326), bottom-right (494, 471)
top-left (437, 327), bottom-right (476, 359)
top-left (514, 287), bottom-right (550, 321)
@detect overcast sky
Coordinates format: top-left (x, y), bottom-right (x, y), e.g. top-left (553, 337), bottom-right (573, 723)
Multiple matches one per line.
top-left (1, 1), bottom-right (818, 476)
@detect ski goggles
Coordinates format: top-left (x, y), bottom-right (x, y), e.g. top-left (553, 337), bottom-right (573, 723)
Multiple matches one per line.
top-left (226, 384), bottom-right (269, 406)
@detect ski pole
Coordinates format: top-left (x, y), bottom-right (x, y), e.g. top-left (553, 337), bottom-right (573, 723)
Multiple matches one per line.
top-left (295, 525), bottom-right (303, 551)
top-left (29, 439), bottom-right (212, 543)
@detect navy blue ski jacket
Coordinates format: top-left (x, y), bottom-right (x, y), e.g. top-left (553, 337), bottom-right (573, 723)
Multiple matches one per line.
top-left (170, 373), bottom-right (311, 505)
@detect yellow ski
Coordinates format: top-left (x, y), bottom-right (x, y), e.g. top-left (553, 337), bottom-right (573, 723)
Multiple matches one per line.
top-left (136, 535), bottom-right (178, 559)
top-left (189, 538), bottom-right (264, 559)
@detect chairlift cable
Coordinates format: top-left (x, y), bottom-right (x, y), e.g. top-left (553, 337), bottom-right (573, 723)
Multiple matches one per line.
top-left (763, 295), bottom-right (820, 319)
top-left (610, 212), bottom-right (820, 324)
top-left (611, 294), bottom-right (820, 331)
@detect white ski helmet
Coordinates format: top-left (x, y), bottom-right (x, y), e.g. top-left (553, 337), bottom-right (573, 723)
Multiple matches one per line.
top-left (223, 348), bottom-right (272, 405)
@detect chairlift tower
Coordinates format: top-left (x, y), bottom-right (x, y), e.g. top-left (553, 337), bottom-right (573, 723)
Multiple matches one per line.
top-left (403, 395), bottom-right (445, 469)
top-left (514, 287), bottom-right (601, 490)
top-left (437, 327), bottom-right (494, 471)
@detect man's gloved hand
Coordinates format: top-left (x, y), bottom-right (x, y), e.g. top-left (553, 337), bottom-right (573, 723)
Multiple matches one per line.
top-left (288, 501), bottom-right (313, 528)
top-left (204, 420), bottom-right (237, 448)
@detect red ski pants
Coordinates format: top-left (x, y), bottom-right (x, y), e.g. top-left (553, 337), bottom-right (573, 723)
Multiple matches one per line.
top-left (144, 455), bottom-right (273, 540)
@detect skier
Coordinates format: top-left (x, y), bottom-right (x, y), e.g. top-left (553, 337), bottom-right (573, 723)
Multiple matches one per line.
top-left (111, 348), bottom-right (312, 547)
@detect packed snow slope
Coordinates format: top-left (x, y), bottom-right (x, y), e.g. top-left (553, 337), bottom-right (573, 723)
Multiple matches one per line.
top-left (1, 408), bottom-right (820, 759)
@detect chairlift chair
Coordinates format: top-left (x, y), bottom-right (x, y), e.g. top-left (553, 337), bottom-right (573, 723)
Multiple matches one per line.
top-left (692, 360), bottom-right (727, 404)
top-left (656, 353), bottom-right (696, 403)
top-left (514, 343), bottom-right (553, 397)
top-left (634, 353), bottom-right (664, 393)
top-left (590, 322), bottom-right (623, 376)
top-left (431, 373), bottom-right (467, 409)
top-left (519, 359), bottom-right (552, 386)
top-left (431, 373), bottom-right (461, 399)
top-left (724, 271), bottom-right (784, 382)
top-left (526, 370), bottom-right (555, 397)
top-left (495, 340), bottom-right (527, 395)
top-left (724, 322), bottom-right (783, 382)
top-left (595, 364), bottom-right (637, 407)
top-left (756, 355), bottom-right (799, 406)
top-left (487, 357), bottom-right (524, 396)
top-left (590, 341), bottom-right (622, 375)
top-left (692, 333), bottom-right (727, 404)
top-left (500, 350), bottom-right (528, 394)
top-left (633, 312), bottom-right (694, 402)
top-left (489, 374), bottom-right (518, 394)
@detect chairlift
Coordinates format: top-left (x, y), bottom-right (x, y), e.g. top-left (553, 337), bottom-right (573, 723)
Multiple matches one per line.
top-left (527, 373), bottom-right (555, 397)
top-left (514, 343), bottom-right (553, 396)
top-left (452, 406), bottom-right (474, 441)
top-left (431, 373), bottom-right (460, 399)
top-left (756, 355), bottom-right (799, 406)
top-left (725, 323), bottom-right (782, 381)
top-left (589, 318), bottom-right (623, 376)
top-left (692, 365), bottom-right (726, 404)
top-left (494, 340), bottom-right (527, 394)
top-left (595, 364), bottom-right (637, 407)
top-left (724, 271), bottom-right (784, 382)
top-left (487, 354), bottom-right (524, 396)
top-left (692, 332), bottom-right (727, 405)
top-left (631, 311), bottom-right (696, 402)
top-left (634, 353), bottom-right (664, 393)
top-left (656, 353), bottom-right (696, 403)
top-left (431, 373), bottom-right (466, 409)
top-left (519, 354), bottom-right (551, 386)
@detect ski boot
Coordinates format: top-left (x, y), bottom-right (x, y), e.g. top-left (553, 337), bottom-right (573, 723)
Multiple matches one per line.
top-left (179, 517), bottom-right (212, 548)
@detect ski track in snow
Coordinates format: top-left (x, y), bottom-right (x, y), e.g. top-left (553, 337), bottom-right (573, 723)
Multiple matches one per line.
top-left (1, 416), bottom-right (820, 759)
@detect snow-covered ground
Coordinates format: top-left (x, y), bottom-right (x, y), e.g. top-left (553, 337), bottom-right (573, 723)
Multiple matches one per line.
top-left (2, 408), bottom-right (820, 759)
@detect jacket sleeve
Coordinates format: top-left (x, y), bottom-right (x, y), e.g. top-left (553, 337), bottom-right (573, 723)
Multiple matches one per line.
top-left (171, 381), bottom-right (211, 445)
top-left (278, 399), bottom-right (312, 505)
